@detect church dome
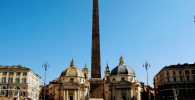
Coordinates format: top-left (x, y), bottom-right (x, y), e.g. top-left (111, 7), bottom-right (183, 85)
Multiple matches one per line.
top-left (110, 56), bottom-right (135, 76)
top-left (60, 59), bottom-right (84, 78)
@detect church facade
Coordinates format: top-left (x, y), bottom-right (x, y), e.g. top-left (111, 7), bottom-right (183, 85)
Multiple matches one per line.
top-left (104, 56), bottom-right (142, 100)
top-left (44, 59), bottom-right (90, 100)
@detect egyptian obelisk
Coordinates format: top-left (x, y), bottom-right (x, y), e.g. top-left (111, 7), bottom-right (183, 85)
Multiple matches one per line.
top-left (90, 0), bottom-right (103, 99)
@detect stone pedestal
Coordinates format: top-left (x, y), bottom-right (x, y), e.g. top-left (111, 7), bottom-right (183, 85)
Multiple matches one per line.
top-left (89, 78), bottom-right (104, 99)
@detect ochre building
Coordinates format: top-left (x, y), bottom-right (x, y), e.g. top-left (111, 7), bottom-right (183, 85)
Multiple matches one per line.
top-left (0, 65), bottom-right (41, 100)
top-left (153, 63), bottom-right (195, 100)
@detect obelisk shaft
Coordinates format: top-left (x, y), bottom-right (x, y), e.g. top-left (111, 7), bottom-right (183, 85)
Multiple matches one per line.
top-left (91, 0), bottom-right (101, 78)
top-left (90, 0), bottom-right (103, 98)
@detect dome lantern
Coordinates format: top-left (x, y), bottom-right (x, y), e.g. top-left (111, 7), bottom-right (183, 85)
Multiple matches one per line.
top-left (119, 56), bottom-right (125, 65)
top-left (110, 56), bottom-right (135, 76)
top-left (70, 59), bottom-right (76, 67)
top-left (60, 59), bottom-right (84, 78)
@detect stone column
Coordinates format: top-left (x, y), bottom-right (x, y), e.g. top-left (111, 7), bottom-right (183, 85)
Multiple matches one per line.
top-left (131, 88), bottom-right (133, 99)
top-left (117, 89), bottom-right (120, 100)
top-left (137, 87), bottom-right (141, 100)
top-left (64, 90), bottom-right (66, 100)
top-left (82, 89), bottom-right (85, 100)
top-left (74, 90), bottom-right (77, 100)
top-left (126, 89), bottom-right (130, 100)
top-left (77, 90), bottom-right (79, 100)
top-left (66, 90), bottom-right (68, 100)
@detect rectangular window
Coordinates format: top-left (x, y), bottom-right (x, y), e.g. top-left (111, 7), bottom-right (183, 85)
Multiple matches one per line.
top-left (179, 71), bottom-right (182, 75)
top-left (185, 70), bottom-right (189, 74)
top-left (1, 77), bottom-right (6, 83)
top-left (191, 70), bottom-right (195, 74)
top-left (1, 91), bottom-right (5, 95)
top-left (121, 77), bottom-right (125, 80)
top-left (22, 92), bottom-right (26, 97)
top-left (23, 72), bottom-right (27, 76)
top-left (15, 78), bottom-right (20, 83)
top-left (22, 78), bottom-right (26, 83)
top-left (8, 78), bottom-right (13, 83)
top-left (173, 71), bottom-right (176, 75)
top-left (3, 72), bottom-right (7, 76)
top-left (14, 91), bottom-right (19, 96)
top-left (167, 71), bottom-right (169, 75)
top-left (174, 77), bottom-right (176, 81)
top-left (167, 77), bottom-right (170, 82)
top-left (16, 72), bottom-right (21, 76)
top-left (180, 76), bottom-right (183, 81)
top-left (186, 76), bottom-right (189, 81)
top-left (8, 91), bottom-right (12, 96)
top-left (9, 72), bottom-right (14, 76)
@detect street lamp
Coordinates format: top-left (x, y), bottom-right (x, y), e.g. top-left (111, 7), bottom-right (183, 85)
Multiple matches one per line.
top-left (143, 61), bottom-right (150, 86)
top-left (194, 16), bottom-right (195, 23)
top-left (143, 61), bottom-right (151, 100)
top-left (42, 62), bottom-right (49, 100)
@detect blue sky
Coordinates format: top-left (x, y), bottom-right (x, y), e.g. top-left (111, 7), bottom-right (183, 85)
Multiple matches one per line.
top-left (0, 0), bottom-right (195, 86)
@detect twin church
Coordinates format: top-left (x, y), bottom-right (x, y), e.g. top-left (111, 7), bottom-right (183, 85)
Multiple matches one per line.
top-left (45, 0), bottom-right (142, 100)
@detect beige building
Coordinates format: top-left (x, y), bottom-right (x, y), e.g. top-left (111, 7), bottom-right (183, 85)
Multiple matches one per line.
top-left (104, 56), bottom-right (142, 100)
top-left (0, 65), bottom-right (41, 100)
top-left (44, 59), bottom-right (90, 100)
top-left (153, 63), bottom-right (195, 100)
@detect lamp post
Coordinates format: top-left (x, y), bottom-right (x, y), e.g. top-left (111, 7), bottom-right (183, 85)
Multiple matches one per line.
top-left (143, 61), bottom-right (151, 100)
top-left (193, 15), bottom-right (195, 28)
top-left (143, 61), bottom-right (150, 86)
top-left (42, 62), bottom-right (49, 100)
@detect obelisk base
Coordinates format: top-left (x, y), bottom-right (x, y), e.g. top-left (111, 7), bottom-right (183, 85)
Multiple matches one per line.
top-left (89, 78), bottom-right (104, 99)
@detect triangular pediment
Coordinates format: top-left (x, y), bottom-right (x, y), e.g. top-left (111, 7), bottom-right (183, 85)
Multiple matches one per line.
top-left (109, 81), bottom-right (132, 89)
top-left (63, 82), bottom-right (82, 89)
top-left (63, 82), bottom-right (80, 86)
top-left (117, 80), bottom-right (131, 85)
